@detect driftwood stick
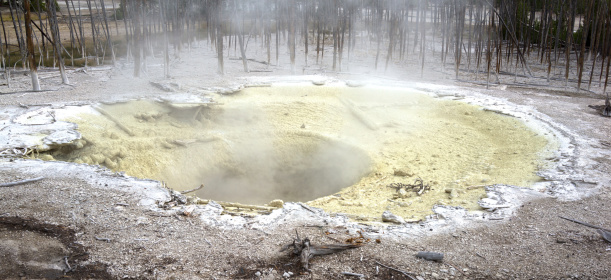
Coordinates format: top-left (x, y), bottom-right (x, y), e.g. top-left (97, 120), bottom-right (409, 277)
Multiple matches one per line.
top-left (63, 256), bottom-right (73, 273)
top-left (341, 272), bottom-right (365, 278)
top-left (374, 261), bottom-right (416, 280)
top-left (298, 202), bottom-right (316, 213)
top-left (193, 198), bottom-right (278, 211)
top-left (181, 184), bottom-right (205, 194)
top-left (0, 177), bottom-right (44, 188)
top-left (93, 106), bottom-right (135, 136)
top-left (94, 236), bottom-right (112, 242)
top-left (559, 216), bottom-right (611, 233)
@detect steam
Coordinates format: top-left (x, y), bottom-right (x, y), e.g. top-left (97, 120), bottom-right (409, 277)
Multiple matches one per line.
top-left (167, 102), bottom-right (372, 205)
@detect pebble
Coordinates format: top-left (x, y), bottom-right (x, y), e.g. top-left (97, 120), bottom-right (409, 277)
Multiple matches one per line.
top-left (255, 271), bottom-right (261, 277)
top-left (268, 199), bottom-right (284, 208)
top-left (382, 211), bottom-right (405, 224)
top-left (431, 272), bottom-right (439, 278)
top-left (398, 189), bottom-right (412, 199)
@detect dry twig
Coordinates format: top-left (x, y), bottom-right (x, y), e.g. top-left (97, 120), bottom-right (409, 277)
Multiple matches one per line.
top-left (0, 177), bottom-right (44, 188)
top-left (181, 184), bottom-right (205, 194)
top-left (342, 272), bottom-right (365, 278)
top-left (559, 216), bottom-right (611, 242)
top-left (374, 261), bottom-right (416, 280)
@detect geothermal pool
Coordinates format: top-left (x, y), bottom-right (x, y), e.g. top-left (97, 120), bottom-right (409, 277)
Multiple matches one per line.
top-left (40, 84), bottom-right (554, 221)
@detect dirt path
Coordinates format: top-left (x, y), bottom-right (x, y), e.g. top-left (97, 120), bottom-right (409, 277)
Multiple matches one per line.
top-left (1, 38), bottom-right (610, 279)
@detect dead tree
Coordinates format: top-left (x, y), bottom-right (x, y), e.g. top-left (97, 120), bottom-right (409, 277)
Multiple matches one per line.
top-left (24, 0), bottom-right (41, 91)
top-left (47, 0), bottom-right (69, 84)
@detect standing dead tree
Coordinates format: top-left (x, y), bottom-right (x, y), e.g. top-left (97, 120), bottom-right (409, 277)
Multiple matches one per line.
top-left (24, 0), bottom-right (41, 91)
top-left (46, 0), bottom-right (68, 84)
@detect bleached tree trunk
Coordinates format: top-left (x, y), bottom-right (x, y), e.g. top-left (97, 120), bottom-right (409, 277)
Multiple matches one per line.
top-left (47, 0), bottom-right (69, 84)
top-left (24, 0), bottom-right (41, 91)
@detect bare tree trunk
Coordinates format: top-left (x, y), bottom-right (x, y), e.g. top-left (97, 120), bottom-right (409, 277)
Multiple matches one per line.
top-left (213, 0), bottom-right (224, 75)
top-left (577, 0), bottom-right (594, 92)
top-left (289, 1), bottom-right (296, 74)
top-left (24, 0), bottom-right (40, 91)
top-left (47, 0), bottom-right (69, 84)
top-left (132, 0), bottom-right (142, 77)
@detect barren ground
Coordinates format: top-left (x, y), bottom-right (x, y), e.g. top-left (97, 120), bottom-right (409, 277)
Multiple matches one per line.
top-left (1, 34), bottom-right (611, 280)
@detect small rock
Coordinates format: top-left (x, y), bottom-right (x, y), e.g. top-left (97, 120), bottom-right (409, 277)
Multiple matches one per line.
top-left (382, 211), bottom-right (405, 224)
top-left (182, 205), bottom-right (197, 216)
top-left (268, 199), bottom-right (284, 208)
top-left (415, 251), bottom-right (444, 261)
top-left (449, 189), bottom-right (459, 199)
top-left (135, 217), bottom-right (149, 225)
top-left (431, 272), bottom-right (439, 278)
top-left (255, 271), bottom-right (262, 277)
top-left (398, 188), bottom-right (412, 199)
top-left (283, 271), bottom-right (292, 278)
top-left (393, 167), bottom-right (413, 177)
top-left (416, 276), bottom-right (425, 280)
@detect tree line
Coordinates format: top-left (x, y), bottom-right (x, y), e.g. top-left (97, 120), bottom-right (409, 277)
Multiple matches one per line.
top-left (1, 0), bottom-right (611, 95)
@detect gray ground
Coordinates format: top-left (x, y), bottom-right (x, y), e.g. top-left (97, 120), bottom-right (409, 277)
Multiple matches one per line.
top-left (1, 39), bottom-right (610, 280)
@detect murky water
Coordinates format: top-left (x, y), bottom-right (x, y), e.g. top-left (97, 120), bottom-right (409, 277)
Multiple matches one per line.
top-left (41, 84), bottom-right (554, 220)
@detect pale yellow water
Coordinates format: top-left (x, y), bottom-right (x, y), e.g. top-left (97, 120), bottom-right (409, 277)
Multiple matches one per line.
top-left (43, 85), bottom-right (553, 221)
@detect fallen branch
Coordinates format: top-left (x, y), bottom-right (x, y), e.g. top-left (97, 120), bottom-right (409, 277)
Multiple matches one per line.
top-left (193, 198), bottom-right (278, 211)
top-left (0, 177), bottom-right (44, 188)
top-left (559, 216), bottom-right (611, 232)
top-left (181, 184), bottom-right (205, 194)
top-left (298, 202), bottom-right (316, 213)
top-left (374, 261), bottom-right (416, 280)
top-left (560, 216), bottom-right (611, 242)
top-left (341, 272), bottom-right (365, 278)
top-left (281, 230), bottom-right (361, 270)
top-left (63, 256), bottom-right (73, 273)
top-left (93, 106), bottom-right (135, 136)
top-left (94, 236), bottom-right (112, 242)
